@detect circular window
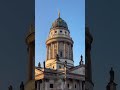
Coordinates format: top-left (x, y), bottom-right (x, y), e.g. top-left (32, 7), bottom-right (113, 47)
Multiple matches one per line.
top-left (55, 31), bottom-right (57, 33)
top-left (60, 30), bottom-right (62, 33)
top-left (65, 31), bottom-right (67, 34)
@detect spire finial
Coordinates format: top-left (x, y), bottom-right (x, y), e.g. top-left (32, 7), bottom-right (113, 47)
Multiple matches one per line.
top-left (43, 61), bottom-right (45, 68)
top-left (58, 10), bottom-right (60, 18)
top-left (20, 81), bottom-right (24, 90)
top-left (8, 85), bottom-right (13, 90)
top-left (38, 62), bottom-right (41, 67)
top-left (81, 55), bottom-right (83, 61)
top-left (110, 67), bottom-right (114, 82)
top-left (80, 55), bottom-right (83, 65)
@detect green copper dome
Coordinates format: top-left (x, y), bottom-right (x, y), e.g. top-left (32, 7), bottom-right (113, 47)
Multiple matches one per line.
top-left (51, 17), bottom-right (68, 29)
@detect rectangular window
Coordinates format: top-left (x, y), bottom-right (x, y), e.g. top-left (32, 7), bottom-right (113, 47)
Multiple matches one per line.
top-left (50, 84), bottom-right (53, 88)
top-left (67, 84), bottom-right (69, 88)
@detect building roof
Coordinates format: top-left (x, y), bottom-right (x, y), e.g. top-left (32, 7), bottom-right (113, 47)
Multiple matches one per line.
top-left (51, 17), bottom-right (68, 30)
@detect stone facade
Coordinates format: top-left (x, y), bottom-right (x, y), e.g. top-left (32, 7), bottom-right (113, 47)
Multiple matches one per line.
top-left (25, 24), bottom-right (35, 90)
top-left (35, 13), bottom-right (85, 90)
top-left (35, 65), bottom-right (85, 90)
top-left (85, 27), bottom-right (94, 90)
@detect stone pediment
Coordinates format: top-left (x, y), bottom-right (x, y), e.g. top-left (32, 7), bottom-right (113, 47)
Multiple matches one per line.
top-left (68, 65), bottom-right (85, 75)
top-left (35, 68), bottom-right (43, 76)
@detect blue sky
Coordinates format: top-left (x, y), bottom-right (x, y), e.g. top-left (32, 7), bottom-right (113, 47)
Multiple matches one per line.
top-left (35, 0), bottom-right (85, 66)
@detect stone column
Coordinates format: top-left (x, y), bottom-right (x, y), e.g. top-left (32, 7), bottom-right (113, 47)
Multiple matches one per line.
top-left (54, 43), bottom-right (57, 58)
top-left (40, 81), bottom-right (42, 90)
top-left (52, 43), bottom-right (54, 59)
top-left (43, 79), bottom-right (45, 90)
top-left (37, 81), bottom-right (39, 90)
top-left (79, 81), bottom-right (82, 90)
top-left (39, 80), bottom-right (41, 90)
top-left (47, 45), bottom-right (49, 60)
top-left (57, 42), bottom-right (59, 55)
top-left (77, 81), bottom-right (80, 90)
top-left (48, 45), bottom-right (50, 60)
top-left (64, 42), bottom-right (66, 58)
top-left (49, 45), bottom-right (51, 59)
top-left (76, 81), bottom-right (78, 90)
top-left (50, 43), bottom-right (52, 59)
top-left (71, 80), bottom-right (74, 90)
top-left (46, 45), bottom-right (48, 60)
top-left (69, 44), bottom-right (71, 60)
top-left (82, 81), bottom-right (85, 90)
top-left (28, 44), bottom-right (34, 81)
top-left (68, 44), bottom-right (69, 59)
top-left (65, 43), bottom-right (68, 59)
top-left (71, 45), bottom-right (73, 60)
top-left (52, 43), bottom-right (54, 58)
top-left (85, 28), bottom-right (93, 83)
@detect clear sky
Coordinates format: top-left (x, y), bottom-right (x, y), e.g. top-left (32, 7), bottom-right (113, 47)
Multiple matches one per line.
top-left (35, 0), bottom-right (85, 66)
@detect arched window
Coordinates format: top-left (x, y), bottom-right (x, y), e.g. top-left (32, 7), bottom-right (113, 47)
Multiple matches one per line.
top-left (75, 84), bottom-right (76, 88)
top-left (54, 44), bottom-right (57, 58)
top-left (55, 31), bottom-right (57, 33)
top-left (60, 51), bottom-right (63, 57)
top-left (59, 65), bottom-right (61, 69)
top-left (67, 84), bottom-right (69, 88)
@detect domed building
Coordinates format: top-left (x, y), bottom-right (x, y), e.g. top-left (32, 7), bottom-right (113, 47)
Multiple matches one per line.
top-left (35, 13), bottom-right (85, 90)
